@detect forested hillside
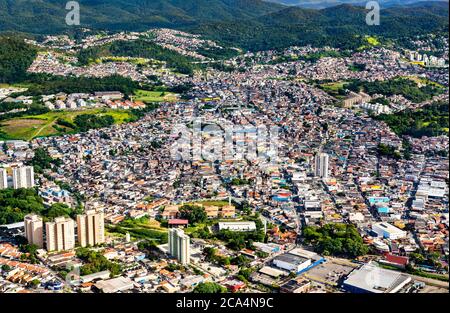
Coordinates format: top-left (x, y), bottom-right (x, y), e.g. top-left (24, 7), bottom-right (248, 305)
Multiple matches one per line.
top-left (0, 1), bottom-right (448, 52)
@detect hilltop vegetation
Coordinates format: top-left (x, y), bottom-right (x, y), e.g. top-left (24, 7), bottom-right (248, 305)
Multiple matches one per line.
top-left (77, 39), bottom-right (197, 75)
top-left (0, 1), bottom-right (448, 52)
top-left (192, 3), bottom-right (449, 51)
top-left (375, 102), bottom-right (449, 138)
top-left (17, 74), bottom-right (141, 96)
top-left (0, 36), bottom-right (143, 90)
top-left (0, 36), bottom-right (37, 83)
top-left (344, 77), bottom-right (444, 103)
top-left (0, 0), bottom-right (284, 34)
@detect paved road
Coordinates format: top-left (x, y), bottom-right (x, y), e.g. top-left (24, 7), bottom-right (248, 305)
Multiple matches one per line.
top-left (409, 273), bottom-right (449, 289)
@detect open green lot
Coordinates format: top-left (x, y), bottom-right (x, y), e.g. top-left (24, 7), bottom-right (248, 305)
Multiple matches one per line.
top-left (134, 89), bottom-right (179, 102)
top-left (107, 217), bottom-right (168, 243)
top-left (0, 108), bottom-right (133, 141)
top-left (318, 81), bottom-right (349, 99)
top-left (402, 76), bottom-right (444, 89)
top-left (195, 200), bottom-right (230, 207)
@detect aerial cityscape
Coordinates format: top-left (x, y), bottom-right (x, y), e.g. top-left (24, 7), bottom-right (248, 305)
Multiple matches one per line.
top-left (0, 0), bottom-right (449, 296)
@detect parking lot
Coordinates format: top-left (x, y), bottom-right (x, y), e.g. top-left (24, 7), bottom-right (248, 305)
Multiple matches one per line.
top-left (302, 259), bottom-right (356, 287)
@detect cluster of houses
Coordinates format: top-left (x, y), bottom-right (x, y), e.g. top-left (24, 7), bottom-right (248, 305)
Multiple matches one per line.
top-left (0, 31), bottom-right (448, 293)
top-left (41, 91), bottom-right (145, 111)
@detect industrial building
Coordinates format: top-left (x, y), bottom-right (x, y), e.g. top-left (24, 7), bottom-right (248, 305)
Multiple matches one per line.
top-left (94, 276), bottom-right (135, 293)
top-left (280, 278), bottom-right (311, 293)
top-left (218, 221), bottom-right (256, 232)
top-left (342, 263), bottom-right (412, 293)
top-left (372, 222), bottom-right (407, 240)
top-left (273, 253), bottom-right (311, 273)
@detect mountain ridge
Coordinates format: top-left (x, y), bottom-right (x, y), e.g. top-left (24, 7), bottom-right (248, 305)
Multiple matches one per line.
top-left (263, 0), bottom-right (449, 9)
top-left (0, 0), bottom-right (286, 34)
top-left (0, 0), bottom-right (448, 52)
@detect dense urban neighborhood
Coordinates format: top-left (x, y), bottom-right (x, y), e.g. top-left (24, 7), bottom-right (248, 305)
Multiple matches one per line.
top-left (0, 2), bottom-right (449, 295)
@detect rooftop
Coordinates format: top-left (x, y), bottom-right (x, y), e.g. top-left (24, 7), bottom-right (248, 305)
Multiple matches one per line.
top-left (343, 263), bottom-right (411, 293)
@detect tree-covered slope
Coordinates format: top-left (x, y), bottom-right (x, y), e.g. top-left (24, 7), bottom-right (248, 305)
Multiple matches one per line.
top-left (0, 0), bottom-right (285, 34)
top-left (0, 1), bottom-right (448, 52)
top-left (192, 2), bottom-right (449, 51)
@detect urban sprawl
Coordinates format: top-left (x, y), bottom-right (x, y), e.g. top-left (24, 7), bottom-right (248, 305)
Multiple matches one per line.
top-left (0, 28), bottom-right (448, 294)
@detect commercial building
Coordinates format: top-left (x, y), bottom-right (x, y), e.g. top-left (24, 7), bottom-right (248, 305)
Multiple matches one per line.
top-left (303, 200), bottom-right (323, 218)
top-left (45, 216), bottom-right (75, 252)
top-left (289, 247), bottom-right (325, 268)
top-left (342, 263), bottom-right (411, 293)
top-left (314, 153), bottom-right (329, 179)
top-left (372, 222), bottom-right (407, 240)
top-left (217, 221), bottom-right (256, 232)
top-left (253, 242), bottom-right (281, 255)
top-left (76, 209), bottom-right (105, 247)
top-left (273, 253), bottom-right (311, 273)
top-left (80, 270), bottom-right (111, 283)
top-left (280, 278), bottom-right (311, 293)
top-left (12, 166), bottom-right (35, 189)
top-left (94, 276), bottom-right (135, 293)
top-left (168, 228), bottom-right (190, 265)
top-left (24, 214), bottom-right (44, 248)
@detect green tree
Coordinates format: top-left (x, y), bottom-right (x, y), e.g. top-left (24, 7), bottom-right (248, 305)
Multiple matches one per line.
top-left (178, 205), bottom-right (207, 225)
top-left (193, 282), bottom-right (227, 293)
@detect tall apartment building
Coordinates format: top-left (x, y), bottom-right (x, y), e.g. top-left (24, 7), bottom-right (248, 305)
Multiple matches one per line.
top-left (0, 168), bottom-right (8, 189)
top-left (12, 166), bottom-right (35, 189)
top-left (76, 209), bottom-right (105, 247)
top-left (24, 214), bottom-right (44, 248)
top-left (45, 216), bottom-right (75, 252)
top-left (168, 228), bottom-right (190, 265)
top-left (314, 152), bottom-right (329, 179)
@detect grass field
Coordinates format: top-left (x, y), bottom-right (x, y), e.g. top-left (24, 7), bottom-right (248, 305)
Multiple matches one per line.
top-left (403, 76), bottom-right (444, 88)
top-left (107, 217), bottom-right (168, 243)
top-left (133, 218), bottom-right (167, 231)
top-left (319, 81), bottom-right (349, 99)
top-left (320, 81), bottom-right (346, 92)
top-left (194, 200), bottom-right (230, 207)
top-left (1, 119), bottom-right (49, 139)
top-left (184, 223), bottom-right (207, 235)
top-left (134, 89), bottom-right (179, 102)
top-left (101, 56), bottom-right (150, 65)
top-left (0, 108), bottom-right (133, 141)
